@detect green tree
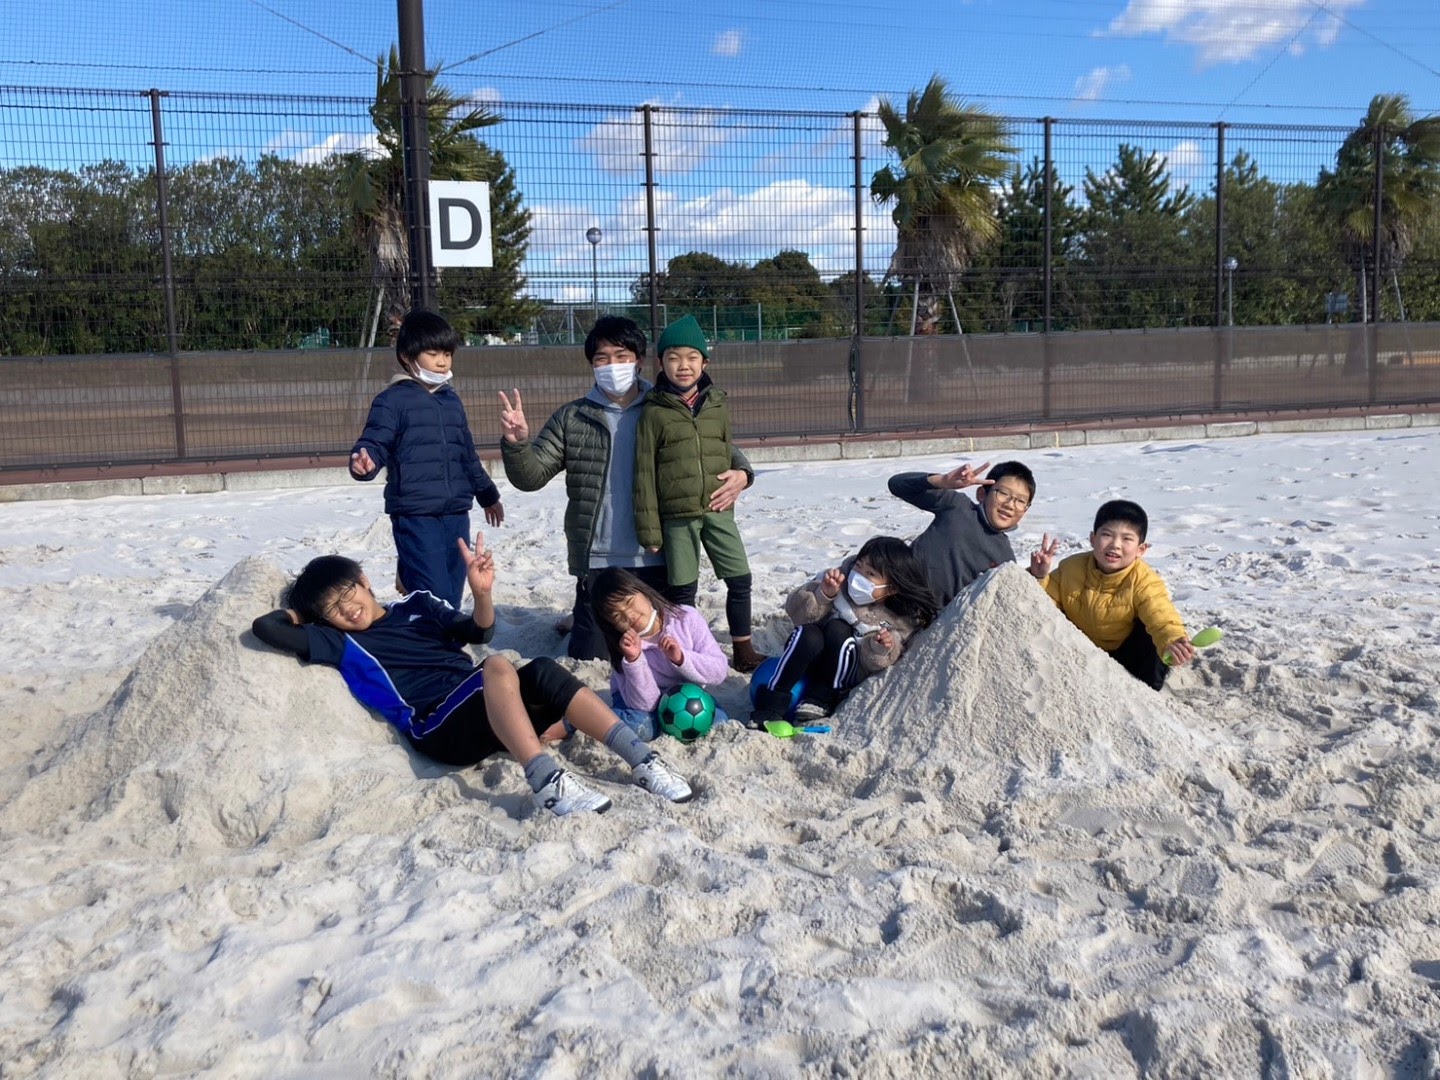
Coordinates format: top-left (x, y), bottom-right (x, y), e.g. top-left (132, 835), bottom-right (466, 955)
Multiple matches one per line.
top-left (748, 250), bottom-right (831, 336)
top-left (342, 47), bottom-right (535, 337)
top-left (1184, 152), bottom-right (1344, 327)
top-left (967, 158), bottom-right (1083, 332)
top-left (1078, 144), bottom-right (1202, 329)
top-left (870, 75), bottom-right (1015, 334)
top-left (167, 155), bottom-right (368, 348)
top-left (637, 251), bottom-right (751, 310)
top-left (1316, 93), bottom-right (1440, 323)
top-left (2, 161), bottom-right (160, 354)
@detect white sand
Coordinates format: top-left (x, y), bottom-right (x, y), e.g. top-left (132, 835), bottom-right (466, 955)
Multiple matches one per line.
top-left (2, 432), bottom-right (1440, 1076)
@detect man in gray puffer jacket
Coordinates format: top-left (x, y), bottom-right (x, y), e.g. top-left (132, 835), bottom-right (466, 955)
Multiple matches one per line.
top-left (499, 317), bottom-right (753, 661)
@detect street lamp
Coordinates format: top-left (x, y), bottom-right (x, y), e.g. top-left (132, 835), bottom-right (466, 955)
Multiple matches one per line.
top-left (585, 226), bottom-right (602, 320)
top-left (1223, 256), bottom-right (1238, 327)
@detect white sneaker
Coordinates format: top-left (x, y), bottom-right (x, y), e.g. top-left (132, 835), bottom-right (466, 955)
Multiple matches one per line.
top-left (632, 753), bottom-right (694, 803)
top-left (533, 769), bottom-right (612, 816)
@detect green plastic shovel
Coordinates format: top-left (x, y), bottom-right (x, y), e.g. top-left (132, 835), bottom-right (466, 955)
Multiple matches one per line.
top-left (763, 720), bottom-right (832, 738)
top-left (1163, 626), bottom-right (1223, 665)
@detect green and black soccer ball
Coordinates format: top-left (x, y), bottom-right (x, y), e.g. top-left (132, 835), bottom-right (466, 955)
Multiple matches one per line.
top-left (658, 683), bottom-right (717, 743)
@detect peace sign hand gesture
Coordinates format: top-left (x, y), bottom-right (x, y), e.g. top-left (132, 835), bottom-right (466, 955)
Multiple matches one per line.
top-left (1029, 533), bottom-right (1060, 579)
top-left (932, 461), bottom-right (993, 491)
top-left (457, 531), bottom-right (496, 596)
top-left (498, 389), bottom-right (529, 444)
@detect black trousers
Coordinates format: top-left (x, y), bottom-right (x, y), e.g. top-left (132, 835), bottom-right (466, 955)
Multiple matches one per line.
top-left (409, 657), bottom-right (585, 766)
top-left (768, 618), bottom-right (861, 701)
top-left (1108, 620), bottom-right (1169, 691)
top-left (667, 573), bottom-right (753, 641)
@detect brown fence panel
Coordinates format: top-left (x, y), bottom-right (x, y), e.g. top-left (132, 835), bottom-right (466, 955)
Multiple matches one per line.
top-left (0, 355), bottom-right (180, 468)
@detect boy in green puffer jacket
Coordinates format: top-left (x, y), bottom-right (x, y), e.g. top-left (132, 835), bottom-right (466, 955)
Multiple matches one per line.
top-left (634, 316), bottom-right (765, 673)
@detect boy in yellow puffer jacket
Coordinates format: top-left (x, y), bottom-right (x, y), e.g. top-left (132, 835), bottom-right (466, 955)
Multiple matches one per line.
top-left (1038, 499), bottom-right (1196, 689)
top-left (634, 315), bottom-right (764, 672)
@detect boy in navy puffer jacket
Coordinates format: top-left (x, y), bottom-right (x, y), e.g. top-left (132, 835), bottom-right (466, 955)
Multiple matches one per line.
top-left (350, 310), bottom-right (504, 609)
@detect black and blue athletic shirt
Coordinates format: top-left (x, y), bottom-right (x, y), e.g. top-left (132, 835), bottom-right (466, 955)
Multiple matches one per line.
top-left (252, 592), bottom-right (494, 736)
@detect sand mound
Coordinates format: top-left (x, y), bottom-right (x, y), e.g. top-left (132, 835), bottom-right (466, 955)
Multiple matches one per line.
top-left (848, 564), bottom-right (1221, 769)
top-left (5, 557), bottom-right (417, 853)
top-left (837, 563), bottom-right (1242, 844)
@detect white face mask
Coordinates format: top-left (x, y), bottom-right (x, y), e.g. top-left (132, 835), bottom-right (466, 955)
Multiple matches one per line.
top-left (846, 569), bottom-right (881, 607)
top-left (637, 607), bottom-right (660, 638)
top-left (594, 363), bottom-right (637, 397)
top-left (413, 367), bottom-right (452, 387)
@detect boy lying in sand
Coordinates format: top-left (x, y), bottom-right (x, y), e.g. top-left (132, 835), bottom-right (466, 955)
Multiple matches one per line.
top-left (251, 535), bottom-right (694, 816)
top-left (1035, 499), bottom-right (1195, 690)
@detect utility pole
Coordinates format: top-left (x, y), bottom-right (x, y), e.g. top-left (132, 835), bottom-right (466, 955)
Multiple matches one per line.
top-left (397, 0), bottom-right (436, 312)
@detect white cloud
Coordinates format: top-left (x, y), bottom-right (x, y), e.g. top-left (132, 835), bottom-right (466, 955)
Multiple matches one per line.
top-left (1160, 138), bottom-right (1208, 191)
top-left (578, 109), bottom-right (740, 177)
top-left (713, 29), bottom-right (743, 58)
top-left (522, 179), bottom-right (899, 299)
top-left (644, 178), bottom-right (895, 275)
top-left (289, 132), bottom-right (382, 165)
top-left (1073, 64), bottom-right (1131, 103)
top-left (1104, 0), bottom-right (1364, 66)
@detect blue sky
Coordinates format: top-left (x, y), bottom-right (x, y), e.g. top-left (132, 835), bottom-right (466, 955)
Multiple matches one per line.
top-left (9, 0), bottom-right (1438, 121)
top-left (6, 1), bottom-right (1440, 302)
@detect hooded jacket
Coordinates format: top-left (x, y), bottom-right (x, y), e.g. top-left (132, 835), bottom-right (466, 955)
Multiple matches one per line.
top-left (1041, 552), bottom-right (1186, 653)
top-left (632, 372), bottom-right (737, 549)
top-left (352, 376), bottom-right (500, 517)
top-left (784, 555), bottom-right (922, 675)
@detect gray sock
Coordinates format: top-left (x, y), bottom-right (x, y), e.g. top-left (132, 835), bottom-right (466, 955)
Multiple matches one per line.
top-left (523, 752), bottom-right (563, 793)
top-left (604, 722), bottom-right (652, 768)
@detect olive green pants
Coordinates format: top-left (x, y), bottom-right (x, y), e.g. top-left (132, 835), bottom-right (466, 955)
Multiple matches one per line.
top-left (660, 510), bottom-right (751, 586)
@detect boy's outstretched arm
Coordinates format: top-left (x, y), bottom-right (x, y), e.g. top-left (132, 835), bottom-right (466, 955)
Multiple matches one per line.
top-left (351, 398), bottom-right (397, 480)
top-left (252, 609), bottom-right (312, 659)
top-left (888, 462), bottom-right (989, 513)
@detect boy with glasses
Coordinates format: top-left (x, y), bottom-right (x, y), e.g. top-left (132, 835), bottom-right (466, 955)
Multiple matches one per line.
top-left (888, 460), bottom-right (1055, 607)
top-left (251, 534), bottom-right (695, 816)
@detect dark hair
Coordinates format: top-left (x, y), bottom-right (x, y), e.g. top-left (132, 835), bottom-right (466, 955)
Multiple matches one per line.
top-left (986, 460), bottom-right (1036, 500)
top-left (1093, 499), bottom-right (1149, 541)
top-left (853, 536), bottom-right (939, 628)
top-left (588, 567), bottom-right (676, 669)
top-left (284, 555), bottom-right (365, 624)
top-left (583, 316), bottom-right (648, 363)
top-left (395, 309), bottom-right (463, 363)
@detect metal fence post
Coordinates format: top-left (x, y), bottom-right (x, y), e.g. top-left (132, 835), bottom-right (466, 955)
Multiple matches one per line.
top-left (1041, 116), bottom-right (1053, 420)
top-left (398, 0), bottom-right (436, 313)
top-left (1214, 122), bottom-right (1227, 328)
top-left (146, 88), bottom-right (186, 459)
top-left (852, 109), bottom-right (865, 432)
top-left (1214, 121), bottom-right (1227, 409)
top-left (642, 105), bottom-right (660, 340)
top-left (1369, 124), bottom-right (1384, 402)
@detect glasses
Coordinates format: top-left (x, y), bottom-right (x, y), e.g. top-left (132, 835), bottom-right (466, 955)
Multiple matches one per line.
top-left (320, 582), bottom-right (359, 622)
top-left (988, 488), bottom-right (1031, 510)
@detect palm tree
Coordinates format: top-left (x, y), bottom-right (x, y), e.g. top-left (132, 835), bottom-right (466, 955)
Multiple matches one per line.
top-left (341, 46), bottom-right (502, 338)
top-left (871, 76), bottom-right (1015, 334)
top-left (1317, 93), bottom-right (1440, 325)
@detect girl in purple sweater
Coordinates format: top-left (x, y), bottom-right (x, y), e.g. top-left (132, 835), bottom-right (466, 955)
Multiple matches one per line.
top-left (589, 568), bottom-right (731, 740)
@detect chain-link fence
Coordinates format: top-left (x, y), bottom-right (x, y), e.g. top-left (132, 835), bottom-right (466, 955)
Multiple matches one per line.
top-left (2, 86), bottom-right (1439, 471)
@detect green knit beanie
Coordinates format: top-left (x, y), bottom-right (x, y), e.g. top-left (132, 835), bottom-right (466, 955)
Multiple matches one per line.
top-left (656, 314), bottom-right (710, 359)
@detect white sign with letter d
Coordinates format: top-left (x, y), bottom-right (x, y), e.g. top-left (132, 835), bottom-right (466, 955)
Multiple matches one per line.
top-left (428, 180), bottom-right (493, 268)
